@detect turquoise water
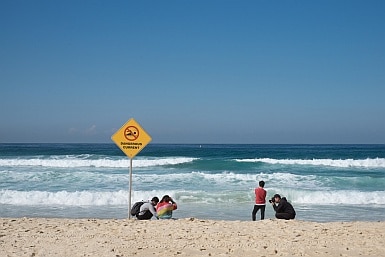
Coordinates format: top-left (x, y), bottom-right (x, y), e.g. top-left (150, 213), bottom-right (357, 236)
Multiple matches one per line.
top-left (0, 144), bottom-right (384, 222)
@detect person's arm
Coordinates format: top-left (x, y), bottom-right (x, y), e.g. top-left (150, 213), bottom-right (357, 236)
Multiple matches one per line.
top-left (274, 202), bottom-right (285, 213)
top-left (148, 204), bottom-right (159, 219)
top-left (262, 189), bottom-right (267, 203)
top-left (272, 202), bottom-right (278, 211)
top-left (170, 198), bottom-right (177, 210)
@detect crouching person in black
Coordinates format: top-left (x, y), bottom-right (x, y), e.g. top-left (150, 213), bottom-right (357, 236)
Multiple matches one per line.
top-left (270, 194), bottom-right (296, 220)
top-left (137, 197), bottom-right (159, 220)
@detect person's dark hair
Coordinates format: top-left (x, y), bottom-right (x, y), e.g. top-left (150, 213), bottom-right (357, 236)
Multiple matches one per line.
top-left (273, 194), bottom-right (281, 199)
top-left (160, 195), bottom-right (170, 203)
top-left (151, 197), bottom-right (159, 203)
top-left (259, 181), bottom-right (265, 187)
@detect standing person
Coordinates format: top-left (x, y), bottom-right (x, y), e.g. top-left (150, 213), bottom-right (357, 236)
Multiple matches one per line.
top-left (156, 195), bottom-right (177, 219)
top-left (252, 180), bottom-right (267, 220)
top-left (137, 197), bottom-right (159, 220)
top-left (270, 194), bottom-right (296, 220)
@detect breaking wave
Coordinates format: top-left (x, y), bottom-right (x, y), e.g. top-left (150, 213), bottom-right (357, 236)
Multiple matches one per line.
top-left (0, 156), bottom-right (197, 168)
top-left (236, 158), bottom-right (385, 168)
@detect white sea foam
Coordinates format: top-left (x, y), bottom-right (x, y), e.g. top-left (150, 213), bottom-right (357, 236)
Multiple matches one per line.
top-left (275, 188), bottom-right (385, 205)
top-left (236, 157), bottom-right (385, 168)
top-left (0, 156), bottom-right (197, 168)
top-left (2, 188), bottom-right (384, 206)
top-left (0, 169), bottom-right (325, 194)
top-left (0, 189), bottom-right (129, 206)
top-left (130, 171), bottom-right (324, 190)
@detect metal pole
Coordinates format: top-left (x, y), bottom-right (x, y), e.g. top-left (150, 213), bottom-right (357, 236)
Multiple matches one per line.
top-left (128, 158), bottom-right (133, 219)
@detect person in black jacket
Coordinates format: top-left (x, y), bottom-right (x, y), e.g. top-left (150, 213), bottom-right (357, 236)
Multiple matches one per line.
top-left (270, 194), bottom-right (296, 220)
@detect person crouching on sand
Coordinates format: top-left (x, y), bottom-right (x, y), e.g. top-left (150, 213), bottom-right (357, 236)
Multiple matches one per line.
top-left (156, 195), bottom-right (177, 219)
top-left (270, 194), bottom-right (296, 220)
top-left (137, 197), bottom-right (159, 220)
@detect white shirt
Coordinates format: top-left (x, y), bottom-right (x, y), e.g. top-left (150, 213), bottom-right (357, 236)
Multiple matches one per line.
top-left (138, 202), bottom-right (158, 218)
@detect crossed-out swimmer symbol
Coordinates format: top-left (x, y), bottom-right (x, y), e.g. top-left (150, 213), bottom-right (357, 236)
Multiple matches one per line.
top-left (124, 126), bottom-right (139, 141)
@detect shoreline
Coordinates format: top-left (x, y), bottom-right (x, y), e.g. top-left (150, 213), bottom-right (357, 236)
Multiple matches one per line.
top-left (1, 217), bottom-right (384, 257)
top-left (2, 202), bottom-right (385, 223)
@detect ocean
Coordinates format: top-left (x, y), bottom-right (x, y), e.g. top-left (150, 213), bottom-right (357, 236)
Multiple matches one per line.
top-left (0, 143), bottom-right (384, 222)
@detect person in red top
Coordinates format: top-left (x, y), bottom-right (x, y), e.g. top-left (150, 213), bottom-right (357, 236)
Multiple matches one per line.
top-left (252, 180), bottom-right (267, 220)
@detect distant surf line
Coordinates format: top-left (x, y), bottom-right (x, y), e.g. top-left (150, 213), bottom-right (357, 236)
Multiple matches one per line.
top-left (236, 158), bottom-right (385, 168)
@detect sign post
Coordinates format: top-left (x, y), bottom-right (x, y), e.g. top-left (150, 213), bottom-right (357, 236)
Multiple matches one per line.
top-left (111, 118), bottom-right (152, 219)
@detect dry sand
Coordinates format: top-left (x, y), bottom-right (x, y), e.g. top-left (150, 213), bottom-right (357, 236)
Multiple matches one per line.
top-left (0, 217), bottom-right (384, 257)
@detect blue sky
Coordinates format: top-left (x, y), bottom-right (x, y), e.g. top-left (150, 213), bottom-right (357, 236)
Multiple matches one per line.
top-left (1, 1), bottom-right (384, 144)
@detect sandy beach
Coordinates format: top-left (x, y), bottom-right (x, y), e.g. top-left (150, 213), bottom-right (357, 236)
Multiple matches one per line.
top-left (1, 218), bottom-right (384, 257)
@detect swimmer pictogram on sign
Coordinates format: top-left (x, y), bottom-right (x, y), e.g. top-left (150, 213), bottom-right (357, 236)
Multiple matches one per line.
top-left (124, 126), bottom-right (139, 141)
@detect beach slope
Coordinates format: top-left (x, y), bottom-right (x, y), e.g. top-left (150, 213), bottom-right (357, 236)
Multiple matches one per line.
top-left (1, 218), bottom-right (384, 257)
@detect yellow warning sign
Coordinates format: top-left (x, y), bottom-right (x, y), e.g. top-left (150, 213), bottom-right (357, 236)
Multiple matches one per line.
top-left (111, 118), bottom-right (152, 159)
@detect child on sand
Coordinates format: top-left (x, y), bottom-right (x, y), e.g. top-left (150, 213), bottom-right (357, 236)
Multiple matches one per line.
top-left (252, 180), bottom-right (267, 220)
